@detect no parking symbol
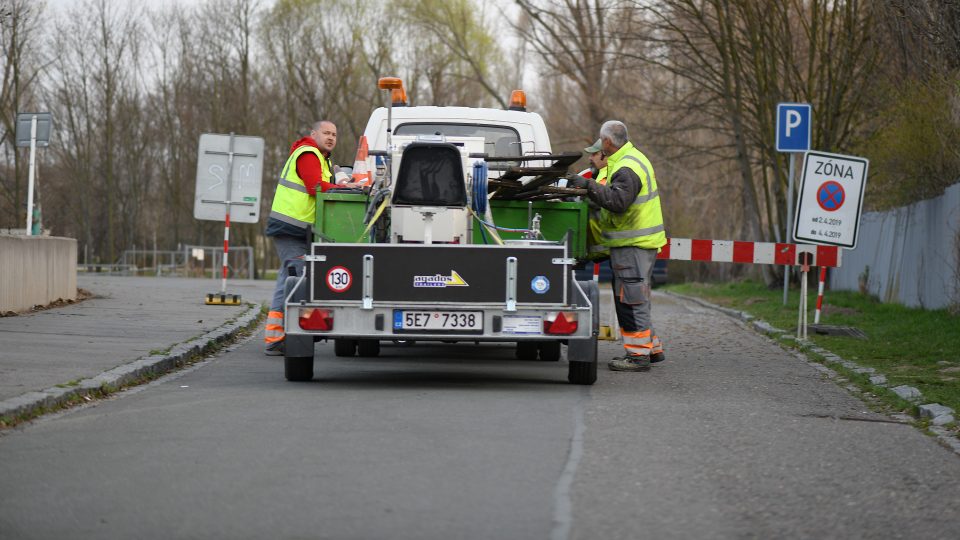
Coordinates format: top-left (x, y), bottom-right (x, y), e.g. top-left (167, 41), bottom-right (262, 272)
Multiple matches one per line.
top-left (817, 181), bottom-right (845, 212)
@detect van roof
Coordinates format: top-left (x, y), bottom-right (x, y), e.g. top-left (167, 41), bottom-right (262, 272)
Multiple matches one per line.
top-left (366, 105), bottom-right (545, 124)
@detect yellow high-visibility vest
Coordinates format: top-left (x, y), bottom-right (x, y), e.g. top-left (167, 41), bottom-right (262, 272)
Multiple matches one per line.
top-left (269, 146), bottom-right (330, 229)
top-left (599, 142), bottom-right (666, 250)
top-left (587, 167), bottom-right (609, 259)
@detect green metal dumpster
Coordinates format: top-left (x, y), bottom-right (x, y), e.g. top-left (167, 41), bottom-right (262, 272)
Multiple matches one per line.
top-left (475, 200), bottom-right (587, 258)
top-left (315, 192), bottom-right (588, 258)
top-left (314, 192), bottom-right (370, 243)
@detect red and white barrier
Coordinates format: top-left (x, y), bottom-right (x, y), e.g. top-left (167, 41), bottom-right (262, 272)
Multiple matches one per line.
top-left (815, 266), bottom-right (827, 324)
top-left (657, 238), bottom-right (841, 268)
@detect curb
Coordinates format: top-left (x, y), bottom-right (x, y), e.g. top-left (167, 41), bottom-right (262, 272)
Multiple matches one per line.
top-left (662, 290), bottom-right (960, 456)
top-left (0, 304), bottom-right (265, 428)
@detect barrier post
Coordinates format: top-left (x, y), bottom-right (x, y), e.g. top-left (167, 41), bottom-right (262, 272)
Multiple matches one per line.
top-left (814, 266), bottom-right (826, 324)
top-left (797, 253), bottom-right (812, 339)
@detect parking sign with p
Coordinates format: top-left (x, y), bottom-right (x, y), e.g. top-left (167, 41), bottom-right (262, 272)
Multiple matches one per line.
top-left (776, 103), bottom-right (811, 152)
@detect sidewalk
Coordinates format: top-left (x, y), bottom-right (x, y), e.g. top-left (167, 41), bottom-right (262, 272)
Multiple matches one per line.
top-left (0, 275), bottom-right (273, 424)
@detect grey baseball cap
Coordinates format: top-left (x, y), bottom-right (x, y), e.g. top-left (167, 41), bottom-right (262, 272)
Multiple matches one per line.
top-left (584, 138), bottom-right (602, 153)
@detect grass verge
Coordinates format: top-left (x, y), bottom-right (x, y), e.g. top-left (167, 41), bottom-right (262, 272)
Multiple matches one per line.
top-left (665, 281), bottom-right (960, 424)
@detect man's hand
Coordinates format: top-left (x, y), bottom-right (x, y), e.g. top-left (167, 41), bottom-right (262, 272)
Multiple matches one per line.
top-left (565, 173), bottom-right (590, 190)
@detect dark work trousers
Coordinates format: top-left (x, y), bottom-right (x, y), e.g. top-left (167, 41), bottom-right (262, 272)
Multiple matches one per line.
top-left (610, 246), bottom-right (660, 356)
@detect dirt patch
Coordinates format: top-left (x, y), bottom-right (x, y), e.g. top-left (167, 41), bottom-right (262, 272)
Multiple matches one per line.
top-left (890, 365), bottom-right (924, 372)
top-left (0, 288), bottom-right (93, 317)
top-left (821, 305), bottom-right (861, 317)
top-left (939, 366), bottom-right (960, 374)
top-left (743, 297), bottom-right (766, 306)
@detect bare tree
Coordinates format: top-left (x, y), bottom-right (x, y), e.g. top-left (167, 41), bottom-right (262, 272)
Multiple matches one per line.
top-left (43, 0), bottom-right (144, 263)
top-left (619, 1), bottom-right (882, 283)
top-left (0, 0), bottom-right (45, 230)
top-left (397, 0), bottom-right (510, 108)
top-left (514, 0), bottom-right (640, 129)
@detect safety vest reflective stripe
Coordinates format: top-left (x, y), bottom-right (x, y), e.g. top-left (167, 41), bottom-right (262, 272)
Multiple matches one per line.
top-left (278, 178), bottom-right (308, 193)
top-left (620, 155), bottom-right (651, 183)
top-left (635, 188), bottom-right (659, 204)
top-left (602, 223), bottom-right (666, 240)
top-left (265, 311), bottom-right (284, 344)
top-left (269, 210), bottom-right (311, 229)
top-left (271, 145), bottom-right (323, 230)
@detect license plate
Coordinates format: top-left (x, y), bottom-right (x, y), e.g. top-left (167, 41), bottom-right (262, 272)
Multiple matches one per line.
top-left (394, 310), bottom-right (483, 332)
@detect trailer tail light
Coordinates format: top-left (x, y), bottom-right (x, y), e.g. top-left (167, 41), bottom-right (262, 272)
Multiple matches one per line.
top-left (543, 312), bottom-right (578, 335)
top-left (299, 308), bottom-right (334, 331)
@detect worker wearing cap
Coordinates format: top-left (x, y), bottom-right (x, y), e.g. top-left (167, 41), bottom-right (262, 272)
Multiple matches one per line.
top-left (566, 121), bottom-right (666, 371)
top-left (264, 120), bottom-right (338, 356)
top-left (582, 139), bottom-right (609, 261)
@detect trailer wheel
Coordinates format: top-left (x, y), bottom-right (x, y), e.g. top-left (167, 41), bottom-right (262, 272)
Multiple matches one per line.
top-left (334, 339), bottom-right (357, 357)
top-left (516, 341), bottom-right (538, 360)
top-left (568, 359), bottom-right (597, 385)
top-left (284, 356), bottom-right (314, 382)
top-left (539, 341), bottom-right (561, 362)
top-left (357, 339), bottom-right (381, 357)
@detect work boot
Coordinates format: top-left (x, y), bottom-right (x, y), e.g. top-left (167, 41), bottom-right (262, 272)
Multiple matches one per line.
top-left (608, 355), bottom-right (651, 372)
top-left (264, 341), bottom-right (284, 356)
top-left (650, 351), bottom-right (666, 364)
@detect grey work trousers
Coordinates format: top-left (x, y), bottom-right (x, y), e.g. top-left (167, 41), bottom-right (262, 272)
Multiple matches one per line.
top-left (269, 234), bottom-right (310, 313)
top-left (609, 246), bottom-right (657, 334)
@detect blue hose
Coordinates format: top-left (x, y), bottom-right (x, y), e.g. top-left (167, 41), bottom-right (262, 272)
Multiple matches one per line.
top-left (471, 161), bottom-right (488, 214)
top-left (470, 160), bottom-right (534, 234)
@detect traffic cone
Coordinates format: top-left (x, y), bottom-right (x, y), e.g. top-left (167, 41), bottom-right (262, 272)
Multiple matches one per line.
top-left (352, 135), bottom-right (372, 186)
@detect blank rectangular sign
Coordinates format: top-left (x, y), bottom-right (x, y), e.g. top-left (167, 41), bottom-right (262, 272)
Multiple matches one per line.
top-left (193, 133), bottom-right (265, 223)
top-left (15, 113), bottom-right (53, 147)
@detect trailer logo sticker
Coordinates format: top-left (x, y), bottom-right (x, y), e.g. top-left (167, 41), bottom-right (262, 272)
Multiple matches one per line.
top-left (413, 270), bottom-right (469, 288)
top-left (531, 275), bottom-right (550, 294)
top-left (326, 266), bottom-right (353, 292)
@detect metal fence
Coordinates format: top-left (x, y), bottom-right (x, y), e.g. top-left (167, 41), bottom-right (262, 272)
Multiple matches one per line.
top-left (78, 246), bottom-right (254, 279)
top-left (829, 182), bottom-right (960, 310)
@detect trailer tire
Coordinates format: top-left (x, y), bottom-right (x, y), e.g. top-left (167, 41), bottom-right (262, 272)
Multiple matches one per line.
top-left (285, 356), bottom-right (314, 382)
top-left (539, 341), bottom-right (561, 362)
top-left (357, 339), bottom-right (380, 357)
top-left (516, 341), bottom-right (538, 360)
top-left (568, 359), bottom-right (597, 385)
top-left (334, 339), bottom-right (357, 357)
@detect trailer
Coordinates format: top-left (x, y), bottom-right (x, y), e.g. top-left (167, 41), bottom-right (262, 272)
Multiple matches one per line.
top-left (280, 80), bottom-right (599, 384)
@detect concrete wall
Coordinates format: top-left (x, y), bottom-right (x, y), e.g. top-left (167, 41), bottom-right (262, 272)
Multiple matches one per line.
top-left (0, 235), bottom-right (77, 313)
top-left (830, 182), bottom-right (960, 310)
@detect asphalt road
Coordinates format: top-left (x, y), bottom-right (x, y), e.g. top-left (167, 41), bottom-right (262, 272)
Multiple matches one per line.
top-left (2, 294), bottom-right (959, 539)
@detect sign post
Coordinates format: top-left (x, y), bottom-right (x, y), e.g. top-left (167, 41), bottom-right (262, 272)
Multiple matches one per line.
top-left (193, 133), bottom-right (265, 305)
top-left (776, 103), bottom-right (811, 304)
top-left (793, 150), bottom-right (868, 337)
top-left (15, 113), bottom-right (53, 236)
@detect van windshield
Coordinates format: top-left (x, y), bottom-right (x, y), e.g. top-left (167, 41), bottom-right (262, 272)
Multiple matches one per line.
top-left (394, 123), bottom-right (521, 159)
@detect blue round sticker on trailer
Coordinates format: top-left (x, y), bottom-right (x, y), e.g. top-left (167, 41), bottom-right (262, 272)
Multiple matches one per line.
top-left (531, 276), bottom-right (550, 294)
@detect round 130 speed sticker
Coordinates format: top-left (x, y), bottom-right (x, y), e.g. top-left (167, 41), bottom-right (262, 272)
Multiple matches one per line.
top-left (326, 266), bottom-right (352, 292)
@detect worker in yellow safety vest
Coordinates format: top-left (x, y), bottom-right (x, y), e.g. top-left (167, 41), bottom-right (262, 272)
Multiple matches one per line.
top-left (566, 121), bottom-right (667, 371)
top-left (582, 138), bottom-right (609, 261)
top-left (264, 120), bottom-right (338, 355)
